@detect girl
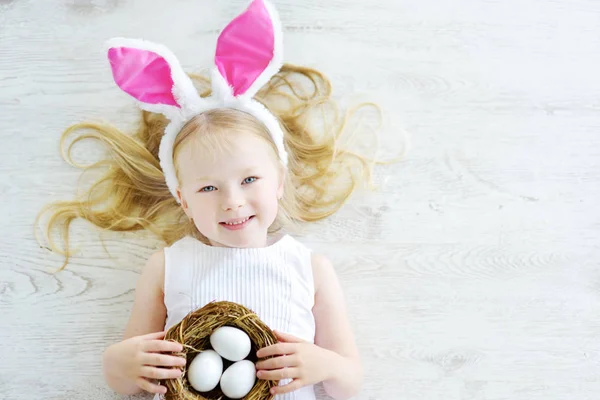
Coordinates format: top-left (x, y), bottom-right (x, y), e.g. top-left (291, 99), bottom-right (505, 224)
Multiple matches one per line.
top-left (38, 1), bottom-right (386, 399)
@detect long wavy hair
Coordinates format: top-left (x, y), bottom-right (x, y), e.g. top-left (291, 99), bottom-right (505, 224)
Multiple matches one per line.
top-left (36, 64), bottom-right (394, 270)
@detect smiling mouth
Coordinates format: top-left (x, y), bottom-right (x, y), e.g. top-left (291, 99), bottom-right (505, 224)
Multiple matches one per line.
top-left (219, 216), bottom-right (255, 226)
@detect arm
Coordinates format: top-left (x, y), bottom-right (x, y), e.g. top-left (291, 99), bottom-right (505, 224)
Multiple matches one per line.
top-left (121, 250), bottom-right (168, 339)
top-left (102, 250), bottom-right (176, 395)
top-left (311, 253), bottom-right (363, 400)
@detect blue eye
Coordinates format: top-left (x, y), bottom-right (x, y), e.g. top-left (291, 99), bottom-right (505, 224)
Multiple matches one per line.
top-left (199, 186), bottom-right (216, 192)
top-left (243, 177), bottom-right (257, 184)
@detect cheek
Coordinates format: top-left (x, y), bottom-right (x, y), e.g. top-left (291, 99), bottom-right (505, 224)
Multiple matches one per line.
top-left (255, 183), bottom-right (280, 213)
top-left (188, 195), bottom-right (215, 221)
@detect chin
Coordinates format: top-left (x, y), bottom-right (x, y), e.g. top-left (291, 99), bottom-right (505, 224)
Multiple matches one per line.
top-left (231, 234), bottom-right (263, 248)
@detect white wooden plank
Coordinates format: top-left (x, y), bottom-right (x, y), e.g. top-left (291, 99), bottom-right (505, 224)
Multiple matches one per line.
top-left (1, 0), bottom-right (599, 399)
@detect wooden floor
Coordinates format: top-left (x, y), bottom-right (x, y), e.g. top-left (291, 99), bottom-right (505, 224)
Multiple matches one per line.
top-left (2, 0), bottom-right (599, 399)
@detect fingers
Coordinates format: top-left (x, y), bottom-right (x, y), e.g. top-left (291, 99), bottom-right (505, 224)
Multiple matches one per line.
top-left (256, 355), bottom-right (297, 370)
top-left (271, 379), bottom-right (304, 395)
top-left (140, 366), bottom-right (183, 381)
top-left (135, 377), bottom-right (167, 395)
top-left (257, 367), bottom-right (300, 381)
top-left (257, 343), bottom-right (297, 358)
top-left (274, 330), bottom-right (306, 343)
top-left (141, 339), bottom-right (184, 353)
top-left (139, 332), bottom-right (184, 353)
top-left (141, 331), bottom-right (167, 340)
top-left (141, 353), bottom-right (187, 368)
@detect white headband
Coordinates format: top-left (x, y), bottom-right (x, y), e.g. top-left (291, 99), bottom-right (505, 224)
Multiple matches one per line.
top-left (105, 0), bottom-right (287, 202)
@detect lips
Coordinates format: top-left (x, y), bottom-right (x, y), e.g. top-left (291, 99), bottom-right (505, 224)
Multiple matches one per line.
top-left (220, 216), bottom-right (253, 226)
top-left (219, 215), bottom-right (255, 230)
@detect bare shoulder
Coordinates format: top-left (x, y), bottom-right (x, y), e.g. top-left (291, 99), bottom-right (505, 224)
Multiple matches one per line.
top-left (310, 253), bottom-right (337, 293)
top-left (123, 249), bottom-right (167, 338)
top-left (142, 250), bottom-right (166, 290)
top-left (146, 249), bottom-right (166, 272)
top-left (311, 252), bottom-right (332, 266)
top-left (310, 252), bottom-right (358, 361)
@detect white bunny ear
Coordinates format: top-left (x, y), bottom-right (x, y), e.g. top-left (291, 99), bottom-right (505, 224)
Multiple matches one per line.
top-left (106, 38), bottom-right (202, 120)
top-left (212, 0), bottom-right (283, 100)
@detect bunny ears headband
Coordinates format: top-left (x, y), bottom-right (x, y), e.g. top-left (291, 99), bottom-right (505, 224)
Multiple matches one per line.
top-left (106, 0), bottom-right (287, 202)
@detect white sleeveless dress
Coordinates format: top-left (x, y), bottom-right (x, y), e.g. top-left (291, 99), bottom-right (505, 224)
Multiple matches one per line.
top-left (154, 234), bottom-right (317, 400)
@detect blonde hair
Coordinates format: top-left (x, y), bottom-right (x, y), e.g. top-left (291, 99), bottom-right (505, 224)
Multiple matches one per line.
top-left (36, 64), bottom-right (384, 270)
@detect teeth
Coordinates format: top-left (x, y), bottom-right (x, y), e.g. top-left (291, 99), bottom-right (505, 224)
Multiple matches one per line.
top-left (225, 217), bottom-right (250, 225)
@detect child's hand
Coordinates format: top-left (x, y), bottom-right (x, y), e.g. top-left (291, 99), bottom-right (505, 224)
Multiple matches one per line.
top-left (255, 330), bottom-right (334, 395)
top-left (104, 331), bottom-right (186, 395)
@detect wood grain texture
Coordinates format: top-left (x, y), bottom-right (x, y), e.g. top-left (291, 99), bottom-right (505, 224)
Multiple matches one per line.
top-left (2, 0), bottom-right (600, 399)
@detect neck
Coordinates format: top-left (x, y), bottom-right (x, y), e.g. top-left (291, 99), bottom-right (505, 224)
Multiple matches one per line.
top-left (208, 235), bottom-right (269, 248)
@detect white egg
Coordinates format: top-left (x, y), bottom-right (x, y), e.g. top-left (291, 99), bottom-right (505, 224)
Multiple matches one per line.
top-left (220, 360), bottom-right (257, 399)
top-left (186, 350), bottom-right (223, 392)
top-left (210, 326), bottom-right (252, 362)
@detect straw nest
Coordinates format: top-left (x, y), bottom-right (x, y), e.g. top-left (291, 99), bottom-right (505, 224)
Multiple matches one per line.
top-left (163, 301), bottom-right (278, 400)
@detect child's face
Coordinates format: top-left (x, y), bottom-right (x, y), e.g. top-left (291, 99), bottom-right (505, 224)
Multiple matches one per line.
top-left (176, 131), bottom-right (284, 248)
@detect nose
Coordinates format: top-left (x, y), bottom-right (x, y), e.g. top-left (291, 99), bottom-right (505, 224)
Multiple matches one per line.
top-left (220, 186), bottom-right (246, 211)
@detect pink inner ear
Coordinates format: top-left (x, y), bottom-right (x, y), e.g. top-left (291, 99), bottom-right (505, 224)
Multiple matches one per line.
top-left (108, 47), bottom-right (180, 107)
top-left (215, 0), bottom-right (275, 96)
